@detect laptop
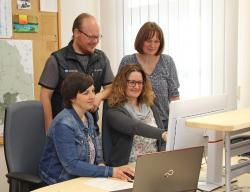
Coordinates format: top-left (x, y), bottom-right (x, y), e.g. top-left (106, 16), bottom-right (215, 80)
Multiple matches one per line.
top-left (112, 146), bottom-right (204, 192)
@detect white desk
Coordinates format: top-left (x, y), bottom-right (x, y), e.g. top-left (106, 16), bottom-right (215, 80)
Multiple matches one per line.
top-left (32, 177), bottom-right (107, 192)
top-left (186, 107), bottom-right (250, 192)
top-left (31, 172), bottom-right (250, 192)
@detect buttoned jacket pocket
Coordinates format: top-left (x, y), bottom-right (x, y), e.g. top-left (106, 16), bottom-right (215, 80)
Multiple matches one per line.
top-left (74, 134), bottom-right (87, 161)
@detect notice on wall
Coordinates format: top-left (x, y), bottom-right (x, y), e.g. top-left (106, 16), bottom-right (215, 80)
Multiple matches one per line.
top-left (13, 15), bottom-right (39, 33)
top-left (40, 0), bottom-right (58, 12)
top-left (0, 0), bottom-right (12, 38)
top-left (17, 0), bottom-right (31, 9)
top-left (0, 39), bottom-right (34, 136)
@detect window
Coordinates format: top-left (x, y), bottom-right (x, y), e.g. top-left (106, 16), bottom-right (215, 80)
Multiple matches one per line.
top-left (101, 0), bottom-right (238, 109)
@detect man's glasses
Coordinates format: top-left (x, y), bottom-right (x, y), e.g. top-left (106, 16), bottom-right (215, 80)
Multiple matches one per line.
top-left (78, 28), bottom-right (102, 40)
top-left (127, 80), bottom-right (144, 87)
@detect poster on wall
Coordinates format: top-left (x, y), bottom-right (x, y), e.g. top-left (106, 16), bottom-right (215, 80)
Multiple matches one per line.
top-left (13, 15), bottom-right (38, 33)
top-left (0, 39), bottom-right (34, 137)
top-left (17, 0), bottom-right (31, 9)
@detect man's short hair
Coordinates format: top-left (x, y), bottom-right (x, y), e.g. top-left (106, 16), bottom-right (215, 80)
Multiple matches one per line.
top-left (72, 13), bottom-right (94, 33)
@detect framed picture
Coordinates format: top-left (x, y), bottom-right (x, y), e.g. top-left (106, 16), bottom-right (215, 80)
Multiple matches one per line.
top-left (17, 0), bottom-right (31, 9)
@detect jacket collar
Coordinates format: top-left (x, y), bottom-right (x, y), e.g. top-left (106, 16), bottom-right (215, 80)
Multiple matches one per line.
top-left (68, 107), bottom-right (94, 131)
top-left (65, 40), bottom-right (97, 61)
top-left (65, 40), bottom-right (78, 61)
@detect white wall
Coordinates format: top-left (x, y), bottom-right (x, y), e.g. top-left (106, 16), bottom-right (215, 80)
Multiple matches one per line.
top-left (60, 0), bottom-right (118, 72)
top-left (60, 0), bottom-right (100, 47)
top-left (237, 0), bottom-right (250, 108)
top-left (99, 0), bottom-right (118, 73)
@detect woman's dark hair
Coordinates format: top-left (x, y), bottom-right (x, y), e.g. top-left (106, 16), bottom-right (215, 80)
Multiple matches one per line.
top-left (134, 22), bottom-right (165, 55)
top-left (61, 72), bottom-right (94, 108)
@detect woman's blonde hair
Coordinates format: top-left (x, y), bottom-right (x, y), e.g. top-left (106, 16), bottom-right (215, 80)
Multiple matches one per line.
top-left (108, 64), bottom-right (154, 107)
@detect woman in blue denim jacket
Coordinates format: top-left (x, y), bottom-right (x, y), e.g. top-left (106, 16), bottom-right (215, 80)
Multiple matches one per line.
top-left (39, 73), bottom-right (134, 184)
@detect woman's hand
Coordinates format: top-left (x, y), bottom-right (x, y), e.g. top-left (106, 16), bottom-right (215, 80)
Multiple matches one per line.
top-left (112, 165), bottom-right (135, 181)
top-left (161, 131), bottom-right (167, 141)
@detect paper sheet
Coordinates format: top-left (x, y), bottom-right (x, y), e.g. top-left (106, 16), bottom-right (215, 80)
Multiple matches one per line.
top-left (84, 178), bottom-right (133, 191)
top-left (40, 0), bottom-right (57, 12)
top-left (0, 0), bottom-right (12, 38)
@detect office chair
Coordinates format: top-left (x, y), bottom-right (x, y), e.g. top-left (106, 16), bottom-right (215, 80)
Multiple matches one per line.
top-left (101, 100), bottom-right (112, 164)
top-left (4, 100), bottom-right (46, 192)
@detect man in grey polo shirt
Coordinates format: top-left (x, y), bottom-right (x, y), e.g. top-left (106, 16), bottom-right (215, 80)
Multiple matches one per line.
top-left (39, 13), bottom-right (114, 131)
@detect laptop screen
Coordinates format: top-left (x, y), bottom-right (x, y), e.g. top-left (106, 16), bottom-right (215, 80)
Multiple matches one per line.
top-left (113, 146), bottom-right (203, 192)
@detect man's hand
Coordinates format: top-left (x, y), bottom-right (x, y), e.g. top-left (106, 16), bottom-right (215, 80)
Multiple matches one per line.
top-left (90, 84), bottom-right (112, 112)
top-left (91, 92), bottom-right (102, 112)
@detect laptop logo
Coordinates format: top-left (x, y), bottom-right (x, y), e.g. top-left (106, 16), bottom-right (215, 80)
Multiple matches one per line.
top-left (164, 169), bottom-right (174, 178)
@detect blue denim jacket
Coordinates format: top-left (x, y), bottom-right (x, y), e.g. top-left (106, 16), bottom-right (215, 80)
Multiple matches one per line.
top-left (39, 108), bottom-right (113, 184)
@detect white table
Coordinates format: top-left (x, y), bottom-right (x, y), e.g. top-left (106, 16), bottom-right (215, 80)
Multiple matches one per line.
top-left (186, 107), bottom-right (250, 192)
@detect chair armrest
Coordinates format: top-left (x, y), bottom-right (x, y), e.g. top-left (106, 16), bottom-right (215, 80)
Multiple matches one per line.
top-left (6, 172), bottom-right (43, 184)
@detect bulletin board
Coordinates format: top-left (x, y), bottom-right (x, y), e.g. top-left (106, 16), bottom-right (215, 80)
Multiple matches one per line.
top-left (0, 0), bottom-right (60, 144)
top-left (11, 0), bottom-right (60, 99)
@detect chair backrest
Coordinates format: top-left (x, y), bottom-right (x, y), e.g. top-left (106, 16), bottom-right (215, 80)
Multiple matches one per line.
top-left (102, 100), bottom-right (112, 163)
top-left (4, 100), bottom-right (46, 175)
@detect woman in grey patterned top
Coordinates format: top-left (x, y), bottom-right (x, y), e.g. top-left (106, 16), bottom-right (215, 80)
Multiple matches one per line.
top-left (119, 22), bottom-right (180, 130)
